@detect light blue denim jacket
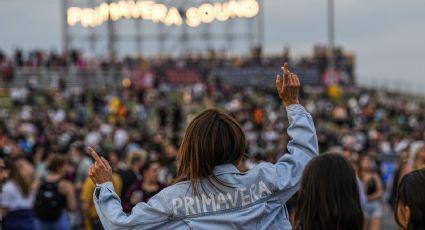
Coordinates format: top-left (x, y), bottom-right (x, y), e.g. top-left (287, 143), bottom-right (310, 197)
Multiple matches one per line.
top-left (94, 104), bottom-right (318, 230)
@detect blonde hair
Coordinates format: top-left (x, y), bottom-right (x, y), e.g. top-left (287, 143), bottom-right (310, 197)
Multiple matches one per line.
top-left (125, 150), bottom-right (147, 168)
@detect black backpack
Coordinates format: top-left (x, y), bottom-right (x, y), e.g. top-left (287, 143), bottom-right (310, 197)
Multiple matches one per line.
top-left (34, 179), bottom-right (65, 221)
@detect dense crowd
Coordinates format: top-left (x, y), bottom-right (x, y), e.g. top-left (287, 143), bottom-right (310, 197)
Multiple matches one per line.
top-left (1, 74), bottom-right (425, 229)
top-left (0, 46), bottom-right (354, 86)
top-left (0, 49), bottom-right (423, 229)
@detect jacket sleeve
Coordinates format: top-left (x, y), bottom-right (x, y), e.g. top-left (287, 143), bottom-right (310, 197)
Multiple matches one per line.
top-left (271, 104), bottom-right (319, 200)
top-left (93, 182), bottom-right (171, 230)
top-left (246, 104), bottom-right (318, 204)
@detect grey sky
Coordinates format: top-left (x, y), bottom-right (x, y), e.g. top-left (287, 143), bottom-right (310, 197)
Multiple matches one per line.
top-left (1, 0), bottom-right (424, 91)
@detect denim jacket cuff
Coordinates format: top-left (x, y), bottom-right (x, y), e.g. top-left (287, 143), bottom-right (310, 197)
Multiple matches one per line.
top-left (286, 104), bottom-right (305, 114)
top-left (94, 181), bottom-right (114, 201)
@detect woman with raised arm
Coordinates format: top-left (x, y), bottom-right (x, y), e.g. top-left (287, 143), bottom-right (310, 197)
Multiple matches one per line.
top-left (88, 63), bottom-right (319, 230)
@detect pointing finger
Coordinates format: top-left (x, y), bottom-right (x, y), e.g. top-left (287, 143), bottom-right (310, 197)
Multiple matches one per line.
top-left (88, 146), bottom-right (103, 165)
top-left (101, 157), bottom-right (112, 170)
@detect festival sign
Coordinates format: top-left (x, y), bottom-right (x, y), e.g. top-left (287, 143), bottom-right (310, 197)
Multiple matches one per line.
top-left (68, 0), bottom-right (259, 28)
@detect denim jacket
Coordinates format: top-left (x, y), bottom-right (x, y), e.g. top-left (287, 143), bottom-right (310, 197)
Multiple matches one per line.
top-left (94, 104), bottom-right (318, 230)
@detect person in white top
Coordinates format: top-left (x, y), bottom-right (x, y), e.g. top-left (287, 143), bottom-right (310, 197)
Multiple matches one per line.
top-left (0, 155), bottom-right (37, 230)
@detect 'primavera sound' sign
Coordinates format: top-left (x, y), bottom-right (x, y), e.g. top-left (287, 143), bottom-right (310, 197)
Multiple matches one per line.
top-left (68, 0), bottom-right (259, 28)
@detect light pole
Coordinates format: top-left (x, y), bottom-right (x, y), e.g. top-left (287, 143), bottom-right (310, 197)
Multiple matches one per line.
top-left (327, 0), bottom-right (336, 84)
top-left (106, 0), bottom-right (116, 59)
top-left (61, 0), bottom-right (69, 53)
top-left (257, 0), bottom-right (265, 49)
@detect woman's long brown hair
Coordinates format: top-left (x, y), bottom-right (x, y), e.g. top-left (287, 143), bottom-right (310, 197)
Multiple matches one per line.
top-left (174, 109), bottom-right (246, 195)
top-left (294, 154), bottom-right (364, 230)
top-left (7, 155), bottom-right (32, 197)
top-left (395, 169), bottom-right (425, 230)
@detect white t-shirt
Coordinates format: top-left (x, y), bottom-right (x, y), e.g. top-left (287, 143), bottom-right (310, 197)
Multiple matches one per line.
top-left (0, 181), bottom-right (34, 211)
top-left (114, 129), bottom-right (129, 149)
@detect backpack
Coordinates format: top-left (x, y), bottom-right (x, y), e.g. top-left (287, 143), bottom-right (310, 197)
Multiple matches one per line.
top-left (34, 179), bottom-right (65, 221)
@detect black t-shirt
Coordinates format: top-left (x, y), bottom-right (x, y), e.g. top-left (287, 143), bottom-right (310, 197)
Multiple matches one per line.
top-left (119, 169), bottom-right (138, 200)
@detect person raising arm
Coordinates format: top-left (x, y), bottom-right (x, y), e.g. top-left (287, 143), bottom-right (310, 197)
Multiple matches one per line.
top-left (88, 63), bottom-right (318, 230)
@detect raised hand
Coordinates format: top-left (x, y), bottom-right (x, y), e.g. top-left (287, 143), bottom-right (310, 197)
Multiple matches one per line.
top-left (276, 63), bottom-right (300, 106)
top-left (87, 146), bottom-right (112, 185)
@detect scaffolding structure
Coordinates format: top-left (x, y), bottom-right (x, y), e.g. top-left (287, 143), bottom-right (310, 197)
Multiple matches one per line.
top-left (62, 0), bottom-right (265, 58)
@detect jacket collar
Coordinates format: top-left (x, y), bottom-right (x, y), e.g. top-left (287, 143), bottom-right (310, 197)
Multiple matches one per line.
top-left (213, 164), bottom-right (240, 176)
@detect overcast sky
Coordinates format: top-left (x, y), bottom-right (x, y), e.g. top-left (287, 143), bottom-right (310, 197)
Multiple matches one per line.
top-left (1, 0), bottom-right (424, 91)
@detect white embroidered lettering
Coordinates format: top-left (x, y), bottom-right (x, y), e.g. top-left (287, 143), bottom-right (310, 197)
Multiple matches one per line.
top-left (259, 181), bottom-right (272, 197)
top-left (239, 187), bottom-right (251, 206)
top-left (184, 197), bottom-right (196, 215)
top-left (172, 198), bottom-right (183, 215)
top-left (194, 196), bottom-right (202, 214)
top-left (216, 193), bottom-right (229, 210)
top-left (227, 190), bottom-right (239, 208)
top-left (250, 184), bottom-right (258, 202)
top-left (201, 193), bottom-right (216, 212)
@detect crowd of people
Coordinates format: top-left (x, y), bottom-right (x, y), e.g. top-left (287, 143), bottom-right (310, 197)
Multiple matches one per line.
top-left (0, 46), bottom-right (355, 87)
top-left (0, 51), bottom-right (423, 229)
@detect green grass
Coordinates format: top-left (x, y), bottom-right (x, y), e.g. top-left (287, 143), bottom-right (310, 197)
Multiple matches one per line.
top-left (0, 96), bottom-right (11, 109)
